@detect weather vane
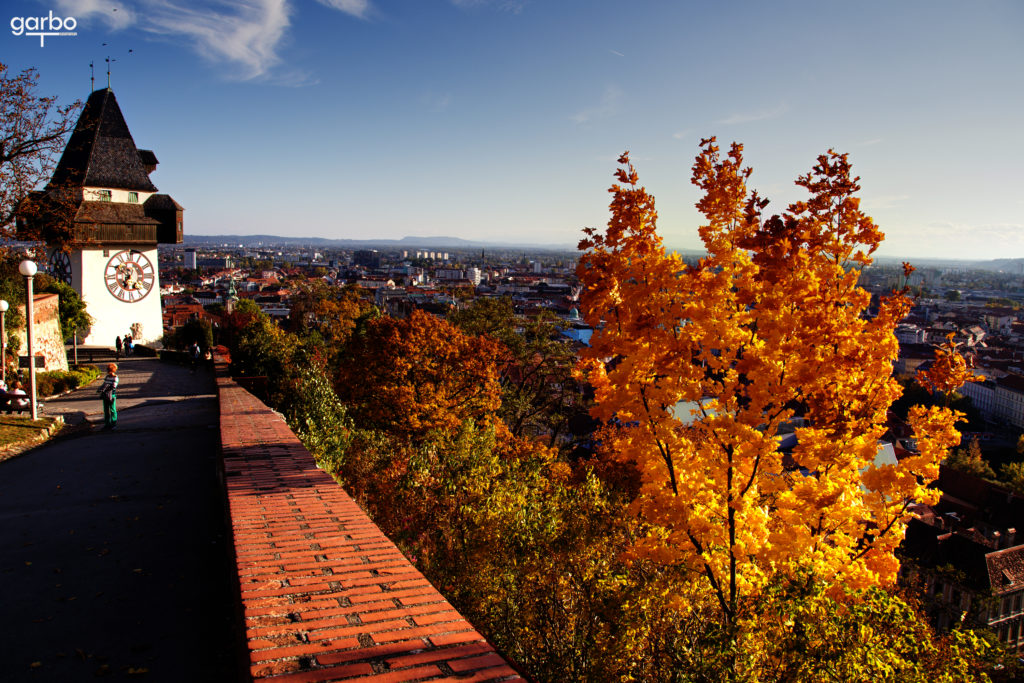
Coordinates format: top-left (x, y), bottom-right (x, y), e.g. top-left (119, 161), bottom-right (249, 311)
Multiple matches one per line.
top-left (98, 46), bottom-right (134, 89)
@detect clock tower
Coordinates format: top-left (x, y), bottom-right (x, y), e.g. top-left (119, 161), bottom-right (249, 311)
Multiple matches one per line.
top-left (21, 88), bottom-right (182, 347)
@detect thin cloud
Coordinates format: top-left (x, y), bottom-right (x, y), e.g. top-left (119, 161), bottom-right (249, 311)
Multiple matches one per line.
top-left (885, 222), bottom-right (1024, 259)
top-left (571, 84), bottom-right (622, 125)
top-left (925, 221), bottom-right (1024, 243)
top-left (58, 0), bottom-right (366, 81)
top-left (314, 0), bottom-right (371, 19)
top-left (715, 103), bottom-right (788, 126)
top-left (856, 138), bottom-right (883, 147)
top-left (144, 0), bottom-right (291, 80)
top-left (672, 129), bottom-right (693, 140)
top-left (610, 50), bottom-right (625, 57)
top-left (55, 0), bottom-right (137, 30)
top-left (863, 194), bottom-right (910, 210)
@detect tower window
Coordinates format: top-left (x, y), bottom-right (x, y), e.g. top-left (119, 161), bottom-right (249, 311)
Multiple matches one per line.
top-left (98, 189), bottom-right (112, 202)
top-left (129, 192), bottom-right (139, 203)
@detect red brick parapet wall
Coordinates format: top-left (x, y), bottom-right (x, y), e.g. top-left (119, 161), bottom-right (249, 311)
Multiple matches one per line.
top-left (216, 359), bottom-right (524, 682)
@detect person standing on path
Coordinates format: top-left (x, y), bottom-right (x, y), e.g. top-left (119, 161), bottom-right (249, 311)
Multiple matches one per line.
top-left (115, 335), bottom-right (122, 360)
top-left (98, 363), bottom-right (118, 430)
top-left (189, 341), bottom-right (200, 373)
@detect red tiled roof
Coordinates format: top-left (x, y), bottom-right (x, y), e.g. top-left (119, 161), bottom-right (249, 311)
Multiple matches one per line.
top-left (987, 545), bottom-right (1024, 595)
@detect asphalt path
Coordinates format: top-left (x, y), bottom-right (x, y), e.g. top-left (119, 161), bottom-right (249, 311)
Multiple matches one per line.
top-left (0, 354), bottom-right (242, 681)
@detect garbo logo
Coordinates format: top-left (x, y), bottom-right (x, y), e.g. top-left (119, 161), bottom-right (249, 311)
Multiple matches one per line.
top-left (11, 11), bottom-right (78, 47)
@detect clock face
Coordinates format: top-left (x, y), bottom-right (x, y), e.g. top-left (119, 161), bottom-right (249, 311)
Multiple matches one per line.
top-left (48, 250), bottom-right (72, 285)
top-left (104, 250), bottom-right (155, 303)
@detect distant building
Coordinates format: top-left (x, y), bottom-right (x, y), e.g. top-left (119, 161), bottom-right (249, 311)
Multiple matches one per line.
top-left (993, 375), bottom-right (1024, 428)
top-left (901, 467), bottom-right (1024, 649)
top-left (184, 248), bottom-right (197, 269)
top-left (163, 301), bottom-right (214, 331)
top-left (961, 373), bottom-right (1024, 428)
top-left (435, 268), bottom-right (465, 281)
top-left (198, 257), bottom-right (233, 269)
top-left (962, 380), bottom-right (997, 420)
top-left (353, 250), bottom-right (381, 269)
top-left (356, 277), bottom-right (394, 290)
top-left (896, 323), bottom-right (928, 345)
top-left (895, 343), bottom-right (935, 375)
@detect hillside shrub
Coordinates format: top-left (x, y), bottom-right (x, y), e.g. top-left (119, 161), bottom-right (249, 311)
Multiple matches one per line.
top-left (32, 364), bottom-right (101, 397)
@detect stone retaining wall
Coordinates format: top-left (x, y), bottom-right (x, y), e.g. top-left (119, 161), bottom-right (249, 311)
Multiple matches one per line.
top-left (14, 292), bottom-right (69, 372)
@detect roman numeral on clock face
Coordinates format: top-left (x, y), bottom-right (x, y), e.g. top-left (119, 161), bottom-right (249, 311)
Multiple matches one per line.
top-left (104, 250), bottom-right (156, 303)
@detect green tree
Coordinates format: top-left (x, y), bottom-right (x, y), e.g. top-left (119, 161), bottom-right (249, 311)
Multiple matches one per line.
top-left (450, 297), bottom-right (584, 449)
top-left (753, 578), bottom-right (1001, 683)
top-left (286, 280), bottom-right (369, 368)
top-left (37, 274), bottom-right (91, 342)
top-left (0, 255), bottom-right (26, 354)
top-left (280, 363), bottom-right (352, 475)
top-left (946, 437), bottom-right (995, 480)
top-left (231, 313), bottom-right (299, 407)
top-left (999, 460), bottom-right (1024, 495)
top-left (214, 298), bottom-right (262, 350)
top-left (176, 318), bottom-right (214, 351)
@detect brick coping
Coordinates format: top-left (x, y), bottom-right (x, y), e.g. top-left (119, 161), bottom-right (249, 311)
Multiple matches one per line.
top-left (216, 363), bottom-right (523, 682)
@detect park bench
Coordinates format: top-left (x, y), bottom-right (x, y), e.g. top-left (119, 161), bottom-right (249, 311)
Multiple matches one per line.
top-left (0, 391), bottom-right (43, 415)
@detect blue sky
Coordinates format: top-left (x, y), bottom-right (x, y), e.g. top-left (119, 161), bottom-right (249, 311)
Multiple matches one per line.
top-left (4, 0), bottom-right (1022, 260)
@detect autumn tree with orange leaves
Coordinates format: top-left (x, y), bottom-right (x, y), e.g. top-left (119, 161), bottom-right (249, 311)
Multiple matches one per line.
top-left (1, 63), bottom-right (80, 244)
top-left (336, 308), bottom-right (504, 444)
top-left (287, 280), bottom-right (370, 363)
top-left (575, 141), bottom-right (966, 662)
top-left (917, 333), bottom-right (981, 405)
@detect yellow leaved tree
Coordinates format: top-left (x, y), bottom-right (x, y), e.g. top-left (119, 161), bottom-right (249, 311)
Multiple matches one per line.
top-left (575, 140), bottom-right (964, 658)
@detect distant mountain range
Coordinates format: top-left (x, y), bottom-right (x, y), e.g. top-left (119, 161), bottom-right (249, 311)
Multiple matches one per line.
top-left (182, 234), bottom-right (579, 251)
top-left (974, 258), bottom-right (1024, 273)
top-left (179, 234), bottom-right (1024, 272)
top-left (873, 256), bottom-right (1024, 272)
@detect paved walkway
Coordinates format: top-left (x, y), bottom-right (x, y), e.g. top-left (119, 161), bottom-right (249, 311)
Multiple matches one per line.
top-left (0, 355), bottom-right (241, 681)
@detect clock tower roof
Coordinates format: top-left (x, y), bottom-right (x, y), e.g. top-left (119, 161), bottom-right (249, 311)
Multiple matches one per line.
top-left (48, 88), bottom-right (159, 193)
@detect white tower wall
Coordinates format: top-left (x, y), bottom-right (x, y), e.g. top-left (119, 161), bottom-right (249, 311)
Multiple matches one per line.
top-left (76, 246), bottom-right (164, 347)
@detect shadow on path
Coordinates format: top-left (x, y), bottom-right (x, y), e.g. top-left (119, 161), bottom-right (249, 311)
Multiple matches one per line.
top-left (0, 357), bottom-right (242, 681)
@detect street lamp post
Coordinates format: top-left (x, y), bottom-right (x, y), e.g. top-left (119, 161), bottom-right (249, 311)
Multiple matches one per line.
top-left (19, 260), bottom-right (38, 420)
top-left (0, 299), bottom-right (8, 387)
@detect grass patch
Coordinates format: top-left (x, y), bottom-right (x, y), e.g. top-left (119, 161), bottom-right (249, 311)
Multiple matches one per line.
top-left (0, 415), bottom-right (60, 450)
